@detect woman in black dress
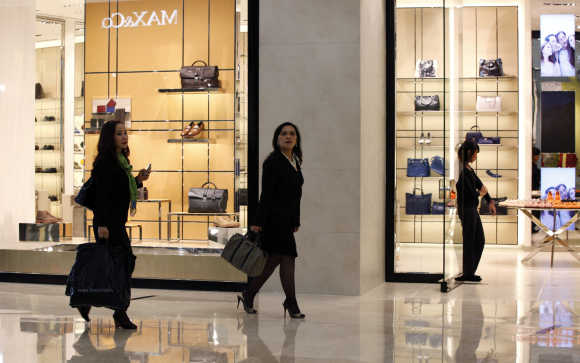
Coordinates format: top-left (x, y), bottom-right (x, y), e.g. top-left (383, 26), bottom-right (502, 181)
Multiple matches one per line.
top-left (75, 120), bottom-right (150, 328)
top-left (240, 122), bottom-right (305, 319)
top-left (456, 141), bottom-right (495, 282)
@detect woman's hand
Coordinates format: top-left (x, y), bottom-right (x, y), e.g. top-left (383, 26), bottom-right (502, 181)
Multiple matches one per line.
top-left (250, 226), bottom-right (262, 233)
top-left (293, 226), bottom-right (300, 232)
top-left (97, 226), bottom-right (110, 240)
top-left (135, 169), bottom-right (150, 183)
top-left (489, 200), bottom-right (497, 216)
top-left (479, 185), bottom-right (488, 197)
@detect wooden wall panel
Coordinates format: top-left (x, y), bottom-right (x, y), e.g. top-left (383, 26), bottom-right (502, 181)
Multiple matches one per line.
top-left (422, 8), bottom-right (444, 77)
top-left (461, 8), bottom-right (477, 78)
top-left (395, 9), bottom-right (416, 78)
top-left (476, 8), bottom-right (498, 65)
top-left (497, 7), bottom-right (518, 77)
top-left (117, 0), bottom-right (183, 71)
top-left (183, 0), bottom-right (210, 67)
top-left (209, 0), bottom-right (235, 69)
top-left (85, 1), bottom-right (109, 73)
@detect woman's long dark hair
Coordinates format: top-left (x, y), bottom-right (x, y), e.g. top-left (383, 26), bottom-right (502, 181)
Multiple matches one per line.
top-left (269, 122), bottom-right (303, 165)
top-left (93, 120), bottom-right (130, 169)
top-left (457, 140), bottom-right (479, 167)
top-left (540, 42), bottom-right (557, 64)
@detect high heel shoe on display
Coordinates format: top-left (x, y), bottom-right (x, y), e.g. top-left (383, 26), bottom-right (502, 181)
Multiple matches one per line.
top-left (77, 306), bottom-right (91, 322)
top-left (425, 132), bottom-right (432, 144)
top-left (418, 132), bottom-right (425, 144)
top-left (188, 121), bottom-right (205, 137)
top-left (113, 310), bottom-right (137, 329)
top-left (283, 298), bottom-right (305, 319)
top-left (237, 291), bottom-right (257, 314)
top-left (181, 121), bottom-right (194, 137)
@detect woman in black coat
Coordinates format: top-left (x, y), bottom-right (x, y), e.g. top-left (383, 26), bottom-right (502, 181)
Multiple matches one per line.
top-left (456, 141), bottom-right (495, 282)
top-left (74, 120), bottom-right (149, 328)
top-left (240, 122), bottom-right (305, 319)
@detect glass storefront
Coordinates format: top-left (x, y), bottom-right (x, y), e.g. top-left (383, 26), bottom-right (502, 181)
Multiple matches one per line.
top-left (389, 1), bottom-right (521, 285)
top-left (1, 0), bottom-right (255, 287)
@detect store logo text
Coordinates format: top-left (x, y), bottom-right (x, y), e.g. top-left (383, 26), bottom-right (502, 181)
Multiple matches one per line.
top-left (101, 10), bottom-right (178, 29)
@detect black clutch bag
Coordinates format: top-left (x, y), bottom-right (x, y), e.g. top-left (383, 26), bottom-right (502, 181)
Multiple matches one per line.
top-left (414, 95), bottom-right (440, 111)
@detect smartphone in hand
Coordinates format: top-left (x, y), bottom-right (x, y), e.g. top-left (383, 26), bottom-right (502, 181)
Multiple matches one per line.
top-left (146, 163), bottom-right (152, 173)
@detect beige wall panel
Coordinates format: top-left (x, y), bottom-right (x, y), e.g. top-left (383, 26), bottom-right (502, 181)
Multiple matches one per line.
top-left (127, 131), bottom-right (183, 171)
top-left (422, 8), bottom-right (444, 77)
top-left (395, 9), bottom-right (416, 78)
top-left (497, 223), bottom-right (517, 244)
top-left (209, 132), bottom-right (235, 170)
top-left (83, 134), bottom-right (100, 169)
top-left (183, 94), bottom-right (210, 120)
top-left (482, 222), bottom-right (497, 244)
top-left (36, 47), bottom-right (62, 99)
top-left (461, 8), bottom-right (477, 78)
top-left (85, 1), bottom-right (109, 72)
top-left (183, 0), bottom-right (210, 66)
top-left (476, 8), bottom-right (498, 65)
top-left (141, 171), bottom-right (183, 213)
top-left (117, 73), bottom-right (182, 120)
top-left (396, 93), bottom-right (415, 112)
top-left (84, 74), bottom-right (109, 121)
top-left (209, 0), bottom-right (235, 69)
top-left (75, 44), bottom-right (84, 97)
top-left (397, 221), bottom-right (416, 243)
top-left (183, 144), bottom-right (212, 170)
top-left (117, 0), bottom-right (182, 71)
top-left (422, 222), bottom-right (444, 244)
top-left (131, 121), bottom-right (183, 131)
top-left (209, 70), bottom-right (235, 120)
top-left (497, 7), bottom-right (517, 77)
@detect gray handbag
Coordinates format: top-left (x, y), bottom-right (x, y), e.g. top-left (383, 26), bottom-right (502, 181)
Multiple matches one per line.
top-left (221, 232), bottom-right (267, 277)
top-left (188, 182), bottom-right (228, 213)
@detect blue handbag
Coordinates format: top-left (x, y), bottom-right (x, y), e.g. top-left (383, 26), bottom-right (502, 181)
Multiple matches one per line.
top-left (74, 177), bottom-right (96, 211)
top-left (405, 189), bottom-right (432, 215)
top-left (407, 158), bottom-right (430, 177)
top-left (430, 156), bottom-right (445, 176)
top-left (465, 125), bottom-right (483, 143)
top-left (478, 136), bottom-right (500, 145)
top-left (431, 202), bottom-right (445, 215)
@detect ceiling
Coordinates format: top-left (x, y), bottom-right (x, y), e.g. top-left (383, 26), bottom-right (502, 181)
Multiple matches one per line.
top-left (36, 0), bottom-right (84, 21)
top-left (531, 0), bottom-right (580, 29)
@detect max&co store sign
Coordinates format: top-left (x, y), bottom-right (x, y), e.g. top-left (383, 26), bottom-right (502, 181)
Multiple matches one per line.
top-left (101, 9), bottom-right (178, 29)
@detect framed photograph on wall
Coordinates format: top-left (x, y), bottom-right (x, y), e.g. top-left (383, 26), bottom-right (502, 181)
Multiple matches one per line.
top-left (540, 167), bottom-right (576, 230)
top-left (540, 14), bottom-right (576, 77)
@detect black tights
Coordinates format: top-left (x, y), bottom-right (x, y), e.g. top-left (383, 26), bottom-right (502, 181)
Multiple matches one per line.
top-left (246, 254), bottom-right (296, 301)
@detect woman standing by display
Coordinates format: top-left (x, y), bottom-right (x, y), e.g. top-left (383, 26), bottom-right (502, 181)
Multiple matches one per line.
top-left (557, 31), bottom-right (575, 76)
top-left (75, 120), bottom-right (150, 328)
top-left (239, 122), bottom-right (305, 319)
top-left (540, 42), bottom-right (561, 77)
top-left (456, 141), bottom-right (496, 282)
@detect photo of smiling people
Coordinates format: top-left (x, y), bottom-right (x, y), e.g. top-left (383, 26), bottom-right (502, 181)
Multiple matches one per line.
top-left (540, 14), bottom-right (576, 77)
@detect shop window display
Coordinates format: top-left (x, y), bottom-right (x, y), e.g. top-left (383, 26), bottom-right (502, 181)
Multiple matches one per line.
top-left (393, 2), bottom-right (520, 277)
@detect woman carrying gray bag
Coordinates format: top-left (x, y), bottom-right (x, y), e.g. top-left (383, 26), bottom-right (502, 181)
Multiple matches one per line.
top-left (238, 122), bottom-right (305, 319)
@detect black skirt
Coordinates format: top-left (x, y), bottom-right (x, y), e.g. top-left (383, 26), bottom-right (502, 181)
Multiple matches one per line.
top-left (261, 220), bottom-right (297, 257)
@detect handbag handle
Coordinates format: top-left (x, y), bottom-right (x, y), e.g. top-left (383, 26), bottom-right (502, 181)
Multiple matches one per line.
top-left (470, 125), bottom-right (480, 131)
top-left (201, 181), bottom-right (217, 189)
top-left (191, 60), bottom-right (208, 67)
top-left (413, 188), bottom-right (423, 195)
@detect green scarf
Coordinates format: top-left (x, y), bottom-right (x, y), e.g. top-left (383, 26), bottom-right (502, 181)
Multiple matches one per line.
top-left (117, 153), bottom-right (138, 208)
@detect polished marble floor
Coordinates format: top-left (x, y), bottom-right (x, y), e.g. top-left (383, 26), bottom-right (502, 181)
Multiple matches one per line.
top-left (0, 249), bottom-right (579, 362)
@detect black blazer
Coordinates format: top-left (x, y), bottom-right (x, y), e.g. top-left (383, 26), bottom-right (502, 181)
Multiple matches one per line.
top-left (456, 166), bottom-right (491, 214)
top-left (256, 151), bottom-right (304, 228)
top-left (92, 154), bottom-right (132, 228)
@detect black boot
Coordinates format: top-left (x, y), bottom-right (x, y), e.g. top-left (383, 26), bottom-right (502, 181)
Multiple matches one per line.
top-left (283, 298), bottom-right (305, 319)
top-left (113, 310), bottom-right (137, 329)
top-left (77, 306), bottom-right (91, 322)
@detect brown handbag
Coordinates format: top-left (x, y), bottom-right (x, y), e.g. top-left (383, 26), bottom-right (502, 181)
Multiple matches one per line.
top-left (180, 60), bottom-right (220, 89)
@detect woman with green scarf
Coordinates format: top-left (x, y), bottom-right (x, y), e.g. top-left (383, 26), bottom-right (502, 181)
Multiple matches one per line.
top-left (71, 120), bottom-right (150, 329)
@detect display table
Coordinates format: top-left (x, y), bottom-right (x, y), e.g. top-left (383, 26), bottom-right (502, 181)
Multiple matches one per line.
top-left (167, 212), bottom-right (238, 241)
top-left (500, 200), bottom-right (580, 267)
top-left (135, 199), bottom-right (172, 239)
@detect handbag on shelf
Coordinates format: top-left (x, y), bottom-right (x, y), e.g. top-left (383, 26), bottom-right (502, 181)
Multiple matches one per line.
top-left (479, 58), bottom-right (504, 77)
top-left (180, 60), bottom-right (220, 89)
top-left (415, 59), bottom-right (437, 78)
top-left (431, 202), bottom-right (445, 215)
top-left (430, 156), bottom-right (445, 176)
top-left (74, 177), bottom-right (96, 211)
top-left (188, 182), bottom-right (228, 213)
top-left (406, 189), bottom-right (432, 215)
top-left (465, 125), bottom-right (483, 144)
top-left (237, 188), bottom-right (248, 206)
top-left (221, 232), bottom-right (268, 277)
top-left (476, 96), bottom-right (502, 112)
top-left (480, 197), bottom-right (508, 215)
top-left (414, 95), bottom-right (441, 111)
top-left (407, 158), bottom-right (430, 177)
top-left (478, 136), bottom-right (501, 145)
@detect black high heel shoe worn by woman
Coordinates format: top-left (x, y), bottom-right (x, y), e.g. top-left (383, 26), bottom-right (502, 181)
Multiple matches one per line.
top-left (238, 122), bottom-right (305, 319)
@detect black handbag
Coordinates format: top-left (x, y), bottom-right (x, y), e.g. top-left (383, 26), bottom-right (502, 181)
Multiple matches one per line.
top-left (180, 60), bottom-right (220, 89)
top-left (406, 189), bottom-right (432, 215)
top-left (221, 232), bottom-right (267, 277)
top-left (414, 95), bottom-right (440, 111)
top-left (465, 125), bottom-right (483, 144)
top-left (35, 83), bottom-right (44, 99)
top-left (237, 188), bottom-right (248, 206)
top-left (74, 177), bottom-right (96, 210)
top-left (479, 58), bottom-right (504, 77)
top-left (480, 197), bottom-right (508, 215)
top-left (188, 182), bottom-right (228, 213)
